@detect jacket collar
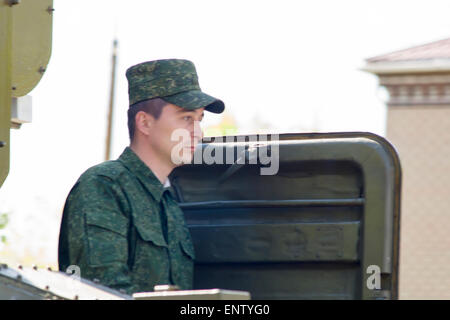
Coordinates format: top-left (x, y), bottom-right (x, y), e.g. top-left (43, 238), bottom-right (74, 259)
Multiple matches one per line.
top-left (118, 147), bottom-right (176, 202)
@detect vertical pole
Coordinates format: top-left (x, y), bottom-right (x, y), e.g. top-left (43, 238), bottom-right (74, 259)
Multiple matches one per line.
top-left (105, 39), bottom-right (118, 161)
top-left (0, 3), bottom-right (12, 188)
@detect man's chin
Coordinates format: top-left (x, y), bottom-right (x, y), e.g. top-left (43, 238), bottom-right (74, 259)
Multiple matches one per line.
top-left (171, 153), bottom-right (194, 166)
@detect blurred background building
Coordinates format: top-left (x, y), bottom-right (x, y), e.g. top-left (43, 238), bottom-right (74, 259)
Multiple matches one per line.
top-left (364, 38), bottom-right (450, 299)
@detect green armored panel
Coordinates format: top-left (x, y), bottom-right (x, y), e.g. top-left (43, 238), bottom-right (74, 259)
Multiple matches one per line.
top-left (170, 132), bottom-right (401, 300)
top-left (0, 2), bottom-right (12, 188)
top-left (0, 0), bottom-right (53, 188)
top-left (11, 0), bottom-right (54, 98)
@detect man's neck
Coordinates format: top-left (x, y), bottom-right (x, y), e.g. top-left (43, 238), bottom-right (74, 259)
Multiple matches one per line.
top-left (129, 142), bottom-right (174, 185)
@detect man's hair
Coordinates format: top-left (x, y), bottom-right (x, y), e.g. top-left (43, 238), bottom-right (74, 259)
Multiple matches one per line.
top-left (127, 97), bottom-right (167, 141)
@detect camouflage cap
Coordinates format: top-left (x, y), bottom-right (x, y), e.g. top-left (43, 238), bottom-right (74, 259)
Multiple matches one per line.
top-left (126, 59), bottom-right (225, 113)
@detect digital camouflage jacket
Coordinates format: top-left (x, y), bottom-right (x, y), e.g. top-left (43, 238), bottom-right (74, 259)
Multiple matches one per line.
top-left (58, 147), bottom-right (195, 295)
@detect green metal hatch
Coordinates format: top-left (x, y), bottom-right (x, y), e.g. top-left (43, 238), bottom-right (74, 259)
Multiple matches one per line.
top-left (170, 131), bottom-right (401, 300)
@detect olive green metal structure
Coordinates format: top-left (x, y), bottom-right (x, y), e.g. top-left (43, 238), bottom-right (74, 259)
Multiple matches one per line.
top-left (170, 132), bottom-right (402, 300)
top-left (0, 0), bottom-right (53, 188)
top-left (0, 1), bottom-right (13, 188)
top-left (0, 264), bottom-right (132, 300)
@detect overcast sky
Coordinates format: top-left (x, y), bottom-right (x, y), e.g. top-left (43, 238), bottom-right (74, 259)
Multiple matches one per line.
top-left (1, 0), bottom-right (450, 265)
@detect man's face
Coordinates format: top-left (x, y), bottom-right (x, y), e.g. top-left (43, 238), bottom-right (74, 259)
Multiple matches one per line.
top-left (145, 103), bottom-right (204, 166)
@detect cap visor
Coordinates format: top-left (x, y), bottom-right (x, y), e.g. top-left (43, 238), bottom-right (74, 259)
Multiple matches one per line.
top-left (162, 90), bottom-right (225, 114)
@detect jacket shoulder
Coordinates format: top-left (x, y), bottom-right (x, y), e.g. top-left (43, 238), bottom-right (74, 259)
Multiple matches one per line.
top-left (80, 160), bottom-right (127, 182)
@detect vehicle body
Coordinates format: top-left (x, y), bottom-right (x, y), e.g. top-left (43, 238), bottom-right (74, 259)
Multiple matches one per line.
top-left (170, 132), bottom-right (401, 300)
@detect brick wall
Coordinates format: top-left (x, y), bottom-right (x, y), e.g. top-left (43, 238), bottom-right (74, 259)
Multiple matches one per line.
top-left (386, 105), bottom-right (450, 299)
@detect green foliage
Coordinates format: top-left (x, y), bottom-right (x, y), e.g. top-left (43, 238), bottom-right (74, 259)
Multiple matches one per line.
top-left (0, 213), bottom-right (8, 244)
top-left (0, 213), bottom-right (8, 229)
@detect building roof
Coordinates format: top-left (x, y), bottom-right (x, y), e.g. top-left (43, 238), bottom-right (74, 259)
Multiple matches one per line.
top-left (367, 38), bottom-right (450, 63)
top-left (363, 38), bottom-right (450, 75)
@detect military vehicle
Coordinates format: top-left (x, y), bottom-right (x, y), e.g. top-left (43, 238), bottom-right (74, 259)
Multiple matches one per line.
top-left (0, 0), bottom-right (401, 300)
top-left (171, 132), bottom-right (401, 300)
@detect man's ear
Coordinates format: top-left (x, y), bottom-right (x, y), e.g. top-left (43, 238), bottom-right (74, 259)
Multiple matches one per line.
top-left (135, 111), bottom-right (154, 136)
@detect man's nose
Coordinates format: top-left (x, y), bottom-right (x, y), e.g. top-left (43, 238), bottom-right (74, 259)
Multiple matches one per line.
top-left (193, 120), bottom-right (203, 140)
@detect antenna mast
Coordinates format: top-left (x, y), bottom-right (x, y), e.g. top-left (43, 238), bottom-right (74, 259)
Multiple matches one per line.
top-left (105, 39), bottom-right (118, 161)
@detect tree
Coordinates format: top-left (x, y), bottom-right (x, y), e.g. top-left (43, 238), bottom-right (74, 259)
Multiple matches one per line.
top-left (0, 212), bottom-right (8, 244)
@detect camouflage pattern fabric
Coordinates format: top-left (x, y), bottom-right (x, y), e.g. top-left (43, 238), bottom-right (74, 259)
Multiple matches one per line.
top-left (126, 59), bottom-right (225, 114)
top-left (58, 147), bottom-right (195, 294)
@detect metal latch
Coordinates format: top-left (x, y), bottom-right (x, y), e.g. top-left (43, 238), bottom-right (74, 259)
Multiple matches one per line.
top-left (11, 95), bottom-right (32, 129)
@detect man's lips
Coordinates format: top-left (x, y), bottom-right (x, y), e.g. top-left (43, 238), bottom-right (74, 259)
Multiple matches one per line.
top-left (183, 145), bottom-right (197, 151)
top-left (183, 142), bottom-right (200, 148)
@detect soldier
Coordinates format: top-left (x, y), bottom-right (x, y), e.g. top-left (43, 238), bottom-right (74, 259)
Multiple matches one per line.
top-left (58, 59), bottom-right (225, 294)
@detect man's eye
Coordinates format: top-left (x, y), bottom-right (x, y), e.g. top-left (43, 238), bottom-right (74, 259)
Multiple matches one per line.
top-left (183, 116), bottom-right (192, 121)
